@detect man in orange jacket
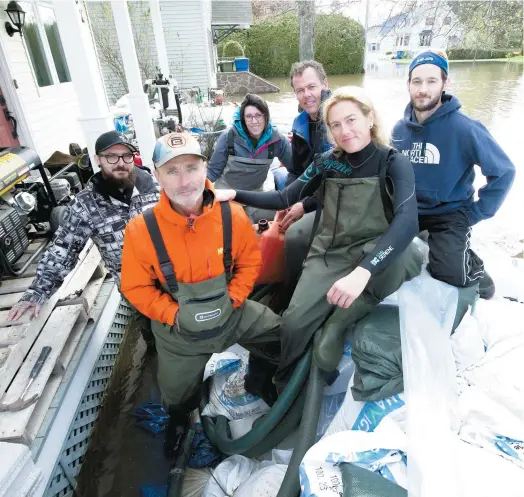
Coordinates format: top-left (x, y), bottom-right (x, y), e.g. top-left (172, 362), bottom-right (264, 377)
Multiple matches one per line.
top-left (121, 132), bottom-right (281, 458)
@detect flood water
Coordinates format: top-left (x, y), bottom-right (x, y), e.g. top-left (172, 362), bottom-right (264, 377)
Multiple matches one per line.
top-left (79, 60), bottom-right (523, 497)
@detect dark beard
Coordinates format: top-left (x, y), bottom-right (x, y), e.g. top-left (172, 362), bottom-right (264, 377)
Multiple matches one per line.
top-left (411, 93), bottom-right (442, 112)
top-left (101, 166), bottom-right (136, 190)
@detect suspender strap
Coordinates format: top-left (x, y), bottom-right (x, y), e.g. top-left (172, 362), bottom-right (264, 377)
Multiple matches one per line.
top-left (143, 209), bottom-right (179, 293)
top-left (227, 128), bottom-right (235, 156)
top-left (379, 149), bottom-right (395, 224)
top-left (267, 141), bottom-right (275, 160)
top-left (220, 201), bottom-right (233, 282)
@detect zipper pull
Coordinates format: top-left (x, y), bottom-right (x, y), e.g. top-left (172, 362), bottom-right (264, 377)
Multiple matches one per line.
top-left (188, 216), bottom-right (195, 231)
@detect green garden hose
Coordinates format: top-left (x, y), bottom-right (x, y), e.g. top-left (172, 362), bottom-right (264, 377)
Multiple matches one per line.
top-left (277, 332), bottom-right (325, 497)
top-left (201, 348), bottom-right (312, 455)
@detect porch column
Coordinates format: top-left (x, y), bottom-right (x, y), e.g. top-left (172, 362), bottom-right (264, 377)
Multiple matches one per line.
top-left (53, 0), bottom-right (113, 172)
top-left (111, 0), bottom-right (156, 169)
top-left (149, 0), bottom-right (178, 110)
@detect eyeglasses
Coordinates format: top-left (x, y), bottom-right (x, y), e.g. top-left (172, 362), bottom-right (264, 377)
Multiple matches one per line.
top-left (244, 113), bottom-right (264, 122)
top-left (100, 153), bottom-right (135, 164)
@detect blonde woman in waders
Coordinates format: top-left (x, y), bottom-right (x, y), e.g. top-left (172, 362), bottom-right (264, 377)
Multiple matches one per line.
top-left (215, 86), bottom-right (422, 389)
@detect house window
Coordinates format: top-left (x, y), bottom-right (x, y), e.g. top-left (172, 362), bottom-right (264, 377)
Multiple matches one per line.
top-left (38, 5), bottom-right (71, 83)
top-left (443, 16), bottom-right (451, 26)
top-left (21, 1), bottom-right (71, 88)
top-left (369, 42), bottom-right (380, 52)
top-left (22, 5), bottom-right (53, 87)
top-left (425, 17), bottom-right (435, 27)
top-left (404, 35), bottom-right (410, 46)
top-left (420, 30), bottom-right (433, 47)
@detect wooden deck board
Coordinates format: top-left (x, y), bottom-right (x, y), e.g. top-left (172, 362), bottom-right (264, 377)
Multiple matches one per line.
top-left (0, 304), bottom-right (84, 443)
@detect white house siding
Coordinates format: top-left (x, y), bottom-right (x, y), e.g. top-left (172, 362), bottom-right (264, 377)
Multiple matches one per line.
top-left (86, 1), bottom-right (158, 104)
top-left (160, 0), bottom-right (213, 91)
top-left (211, 0), bottom-right (252, 26)
top-left (0, 4), bottom-right (97, 163)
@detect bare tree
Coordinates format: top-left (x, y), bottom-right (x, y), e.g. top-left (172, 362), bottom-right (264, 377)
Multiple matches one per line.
top-left (86, 1), bottom-right (157, 103)
top-left (298, 0), bottom-right (316, 60)
top-left (252, 0), bottom-right (296, 21)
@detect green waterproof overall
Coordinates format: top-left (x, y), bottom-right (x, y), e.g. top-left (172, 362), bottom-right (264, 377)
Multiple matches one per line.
top-left (214, 129), bottom-right (276, 224)
top-left (144, 202), bottom-right (281, 411)
top-left (274, 156), bottom-right (422, 385)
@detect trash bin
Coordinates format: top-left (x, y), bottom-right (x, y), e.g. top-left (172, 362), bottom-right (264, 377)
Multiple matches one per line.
top-left (220, 61), bottom-right (234, 72)
top-left (234, 57), bottom-right (249, 72)
top-left (396, 50), bottom-right (404, 60)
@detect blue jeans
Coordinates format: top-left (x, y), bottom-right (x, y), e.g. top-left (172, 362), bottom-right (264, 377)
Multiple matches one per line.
top-left (273, 168), bottom-right (289, 191)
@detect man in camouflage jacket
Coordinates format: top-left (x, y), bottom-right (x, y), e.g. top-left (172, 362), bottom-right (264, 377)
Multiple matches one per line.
top-left (8, 131), bottom-right (160, 340)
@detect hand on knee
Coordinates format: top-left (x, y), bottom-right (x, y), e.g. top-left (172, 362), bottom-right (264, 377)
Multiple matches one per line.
top-left (327, 267), bottom-right (371, 308)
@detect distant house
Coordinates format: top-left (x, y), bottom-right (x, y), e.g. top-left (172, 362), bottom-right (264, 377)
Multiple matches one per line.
top-left (367, 4), bottom-right (464, 56)
top-left (86, 0), bottom-right (253, 104)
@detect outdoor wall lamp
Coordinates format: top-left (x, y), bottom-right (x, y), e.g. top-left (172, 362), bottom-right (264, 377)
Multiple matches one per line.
top-left (4, 1), bottom-right (26, 37)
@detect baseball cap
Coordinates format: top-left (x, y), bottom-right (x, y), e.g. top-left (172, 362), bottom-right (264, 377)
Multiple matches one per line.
top-left (95, 130), bottom-right (137, 154)
top-left (409, 49), bottom-right (449, 75)
top-left (152, 132), bottom-right (207, 169)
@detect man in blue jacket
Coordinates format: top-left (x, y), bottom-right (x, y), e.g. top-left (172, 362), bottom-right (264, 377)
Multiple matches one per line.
top-left (392, 50), bottom-right (515, 301)
top-left (280, 61), bottom-right (333, 281)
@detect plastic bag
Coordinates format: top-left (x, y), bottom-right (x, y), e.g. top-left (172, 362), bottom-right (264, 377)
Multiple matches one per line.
top-left (398, 269), bottom-right (461, 497)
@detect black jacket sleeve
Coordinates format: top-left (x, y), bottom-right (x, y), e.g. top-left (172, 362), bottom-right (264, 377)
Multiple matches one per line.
top-left (235, 158), bottom-right (324, 210)
top-left (359, 152), bottom-right (419, 274)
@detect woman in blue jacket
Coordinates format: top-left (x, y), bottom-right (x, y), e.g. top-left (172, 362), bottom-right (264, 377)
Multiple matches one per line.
top-left (207, 93), bottom-right (292, 222)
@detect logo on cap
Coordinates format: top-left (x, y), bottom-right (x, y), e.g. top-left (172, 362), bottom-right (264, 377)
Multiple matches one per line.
top-left (167, 134), bottom-right (186, 148)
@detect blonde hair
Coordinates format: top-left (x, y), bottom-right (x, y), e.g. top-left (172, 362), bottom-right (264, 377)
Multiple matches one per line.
top-left (322, 86), bottom-right (387, 153)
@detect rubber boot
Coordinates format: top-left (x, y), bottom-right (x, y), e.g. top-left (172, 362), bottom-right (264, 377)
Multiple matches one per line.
top-left (479, 270), bottom-right (495, 300)
top-left (452, 283), bottom-right (479, 333)
top-left (314, 298), bottom-right (376, 372)
top-left (164, 407), bottom-right (190, 460)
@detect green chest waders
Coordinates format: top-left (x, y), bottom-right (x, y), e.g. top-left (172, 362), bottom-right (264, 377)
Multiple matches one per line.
top-left (144, 203), bottom-right (282, 411)
top-left (144, 203), bottom-right (235, 409)
top-left (214, 129), bottom-right (277, 223)
top-left (276, 149), bottom-right (422, 383)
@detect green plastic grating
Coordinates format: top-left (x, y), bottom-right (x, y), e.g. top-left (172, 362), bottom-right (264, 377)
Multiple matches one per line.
top-left (44, 299), bottom-right (132, 497)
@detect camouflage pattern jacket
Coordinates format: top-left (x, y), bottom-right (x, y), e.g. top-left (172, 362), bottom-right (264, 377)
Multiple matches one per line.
top-left (21, 167), bottom-right (161, 305)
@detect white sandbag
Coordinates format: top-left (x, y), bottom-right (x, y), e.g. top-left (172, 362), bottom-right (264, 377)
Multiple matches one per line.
top-left (202, 360), bottom-right (270, 420)
top-left (300, 422), bottom-right (408, 497)
top-left (203, 455), bottom-right (261, 497)
top-left (229, 413), bottom-right (265, 440)
top-left (234, 465), bottom-right (287, 497)
top-left (203, 351), bottom-right (242, 381)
